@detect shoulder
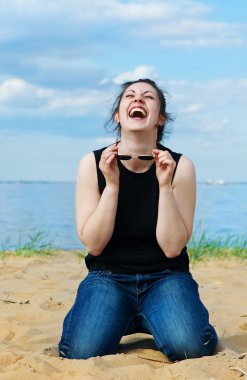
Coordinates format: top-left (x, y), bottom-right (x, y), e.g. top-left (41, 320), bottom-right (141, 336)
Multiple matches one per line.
top-left (78, 152), bottom-right (95, 169)
top-left (178, 155), bottom-right (195, 172)
top-left (78, 144), bottom-right (108, 170)
top-left (173, 155), bottom-right (196, 187)
top-left (77, 152), bottom-right (96, 182)
top-left (158, 144), bottom-right (195, 174)
top-left (77, 145), bottom-right (109, 184)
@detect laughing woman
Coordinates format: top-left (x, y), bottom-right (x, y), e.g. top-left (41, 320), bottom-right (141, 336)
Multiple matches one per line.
top-left (58, 79), bottom-right (218, 361)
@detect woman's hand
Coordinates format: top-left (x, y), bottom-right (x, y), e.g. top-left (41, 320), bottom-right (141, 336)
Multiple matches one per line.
top-left (152, 149), bottom-right (176, 188)
top-left (99, 144), bottom-right (119, 188)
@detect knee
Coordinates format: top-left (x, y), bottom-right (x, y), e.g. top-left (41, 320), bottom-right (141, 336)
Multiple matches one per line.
top-left (58, 340), bottom-right (103, 360)
top-left (177, 329), bottom-right (217, 360)
top-left (159, 326), bottom-right (218, 361)
top-left (58, 340), bottom-right (85, 359)
top-left (58, 331), bottom-right (119, 360)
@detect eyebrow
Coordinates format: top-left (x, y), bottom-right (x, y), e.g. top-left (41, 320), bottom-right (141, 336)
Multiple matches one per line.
top-left (125, 89), bottom-right (155, 95)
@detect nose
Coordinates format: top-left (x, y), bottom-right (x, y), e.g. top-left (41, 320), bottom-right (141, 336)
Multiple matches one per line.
top-left (133, 94), bottom-right (144, 103)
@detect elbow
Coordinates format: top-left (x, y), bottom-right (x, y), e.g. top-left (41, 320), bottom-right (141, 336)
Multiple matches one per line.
top-left (164, 249), bottom-right (182, 259)
top-left (159, 231), bottom-right (191, 259)
top-left (80, 240), bottom-right (103, 257)
top-left (81, 240), bottom-right (102, 256)
top-left (158, 239), bottom-right (187, 259)
top-left (77, 231), bottom-right (102, 257)
top-left (85, 246), bottom-right (102, 256)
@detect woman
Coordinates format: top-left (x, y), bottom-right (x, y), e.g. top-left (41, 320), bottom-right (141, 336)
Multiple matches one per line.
top-left (59, 79), bottom-right (218, 361)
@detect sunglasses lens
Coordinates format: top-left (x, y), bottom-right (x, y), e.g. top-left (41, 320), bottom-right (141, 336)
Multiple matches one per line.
top-left (138, 155), bottom-right (154, 160)
top-left (118, 155), bottom-right (132, 160)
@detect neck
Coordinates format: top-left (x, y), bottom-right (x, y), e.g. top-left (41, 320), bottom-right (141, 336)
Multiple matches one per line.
top-left (118, 132), bottom-right (157, 173)
top-left (119, 132), bottom-right (157, 155)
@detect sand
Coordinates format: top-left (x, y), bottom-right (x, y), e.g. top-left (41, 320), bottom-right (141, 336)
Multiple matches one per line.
top-left (0, 251), bottom-right (246, 380)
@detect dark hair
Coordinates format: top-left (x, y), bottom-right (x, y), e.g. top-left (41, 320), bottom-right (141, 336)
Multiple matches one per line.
top-left (105, 78), bottom-right (173, 142)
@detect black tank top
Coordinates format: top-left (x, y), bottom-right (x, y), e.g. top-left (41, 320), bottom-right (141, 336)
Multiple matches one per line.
top-left (85, 143), bottom-right (190, 274)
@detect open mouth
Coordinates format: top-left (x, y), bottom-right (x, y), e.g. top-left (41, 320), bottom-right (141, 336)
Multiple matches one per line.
top-left (129, 107), bottom-right (147, 119)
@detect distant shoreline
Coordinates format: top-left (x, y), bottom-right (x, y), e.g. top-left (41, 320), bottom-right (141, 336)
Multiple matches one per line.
top-left (0, 180), bottom-right (246, 185)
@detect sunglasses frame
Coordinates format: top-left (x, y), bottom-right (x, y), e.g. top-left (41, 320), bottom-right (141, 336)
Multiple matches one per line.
top-left (115, 140), bottom-right (154, 161)
top-left (117, 154), bottom-right (154, 161)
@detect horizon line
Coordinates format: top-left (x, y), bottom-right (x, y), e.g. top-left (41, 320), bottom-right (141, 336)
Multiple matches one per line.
top-left (0, 180), bottom-right (247, 185)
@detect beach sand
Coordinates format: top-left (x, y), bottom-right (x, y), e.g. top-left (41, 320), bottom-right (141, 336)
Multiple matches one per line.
top-left (0, 251), bottom-right (246, 380)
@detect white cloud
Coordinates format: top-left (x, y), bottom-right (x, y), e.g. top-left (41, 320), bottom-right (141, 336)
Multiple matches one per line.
top-left (1, 75), bottom-right (247, 141)
top-left (0, 1), bottom-right (211, 25)
top-left (113, 66), bottom-right (158, 84)
top-left (99, 78), bottom-right (110, 86)
top-left (166, 78), bottom-right (247, 105)
top-left (0, 79), bottom-right (42, 107)
top-left (182, 103), bottom-right (205, 113)
top-left (160, 37), bottom-right (245, 48)
top-left (0, 0), bottom-right (246, 49)
top-left (77, 1), bottom-right (210, 22)
top-left (47, 90), bottom-right (106, 117)
top-left (190, 118), bottom-right (230, 133)
top-left (0, 78), bottom-right (110, 117)
top-left (159, 77), bottom-right (247, 135)
top-left (152, 19), bottom-right (247, 48)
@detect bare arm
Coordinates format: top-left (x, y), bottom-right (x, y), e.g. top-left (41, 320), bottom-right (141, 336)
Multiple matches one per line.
top-left (153, 150), bottom-right (196, 258)
top-left (76, 144), bottom-right (119, 256)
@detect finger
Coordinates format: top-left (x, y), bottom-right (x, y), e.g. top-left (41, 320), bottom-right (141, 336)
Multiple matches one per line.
top-left (152, 148), bottom-right (171, 155)
top-left (153, 151), bottom-right (171, 161)
top-left (153, 153), bottom-right (169, 162)
top-left (105, 153), bottom-right (117, 165)
top-left (154, 156), bottom-right (172, 168)
top-left (103, 144), bottom-right (119, 155)
top-left (152, 149), bottom-right (161, 155)
top-left (102, 149), bottom-right (118, 160)
top-left (159, 159), bottom-right (174, 166)
top-left (153, 154), bottom-right (163, 165)
top-left (152, 150), bottom-right (160, 158)
top-left (153, 155), bottom-right (165, 168)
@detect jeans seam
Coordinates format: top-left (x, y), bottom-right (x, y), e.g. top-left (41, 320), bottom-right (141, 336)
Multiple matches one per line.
top-left (60, 279), bottom-right (87, 356)
top-left (59, 309), bottom-right (74, 357)
top-left (136, 274), bottom-right (139, 310)
top-left (139, 313), bottom-right (170, 358)
top-left (104, 314), bottom-right (137, 355)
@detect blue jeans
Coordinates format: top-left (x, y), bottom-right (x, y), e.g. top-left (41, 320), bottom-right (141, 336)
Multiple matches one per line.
top-left (58, 270), bottom-right (217, 361)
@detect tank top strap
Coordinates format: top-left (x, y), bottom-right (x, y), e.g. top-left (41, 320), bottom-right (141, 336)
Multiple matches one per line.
top-left (93, 147), bottom-right (106, 194)
top-left (157, 143), bottom-right (182, 184)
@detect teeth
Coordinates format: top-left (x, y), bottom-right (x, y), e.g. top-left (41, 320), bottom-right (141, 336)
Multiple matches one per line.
top-left (129, 107), bottom-right (147, 118)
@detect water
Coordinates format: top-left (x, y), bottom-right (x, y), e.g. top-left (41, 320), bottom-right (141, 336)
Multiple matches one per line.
top-left (0, 182), bottom-right (246, 250)
top-left (195, 183), bottom-right (247, 241)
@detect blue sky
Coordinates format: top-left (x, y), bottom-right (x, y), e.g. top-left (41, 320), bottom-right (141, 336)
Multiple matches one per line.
top-left (0, 0), bottom-right (246, 181)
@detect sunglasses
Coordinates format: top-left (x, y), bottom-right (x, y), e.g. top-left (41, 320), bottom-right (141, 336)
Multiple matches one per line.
top-left (115, 140), bottom-right (154, 161)
top-left (117, 154), bottom-right (154, 161)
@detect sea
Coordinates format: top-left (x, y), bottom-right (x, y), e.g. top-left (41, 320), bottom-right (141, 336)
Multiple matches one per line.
top-left (0, 181), bottom-right (246, 250)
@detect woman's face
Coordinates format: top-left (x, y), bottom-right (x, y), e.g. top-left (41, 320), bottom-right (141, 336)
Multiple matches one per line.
top-left (115, 82), bottom-right (165, 133)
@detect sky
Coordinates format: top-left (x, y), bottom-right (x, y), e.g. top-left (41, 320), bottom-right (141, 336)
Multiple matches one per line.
top-left (0, 0), bottom-right (247, 182)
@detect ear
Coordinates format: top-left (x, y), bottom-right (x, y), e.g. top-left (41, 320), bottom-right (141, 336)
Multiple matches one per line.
top-left (158, 115), bottom-right (166, 126)
top-left (114, 111), bottom-right (119, 124)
